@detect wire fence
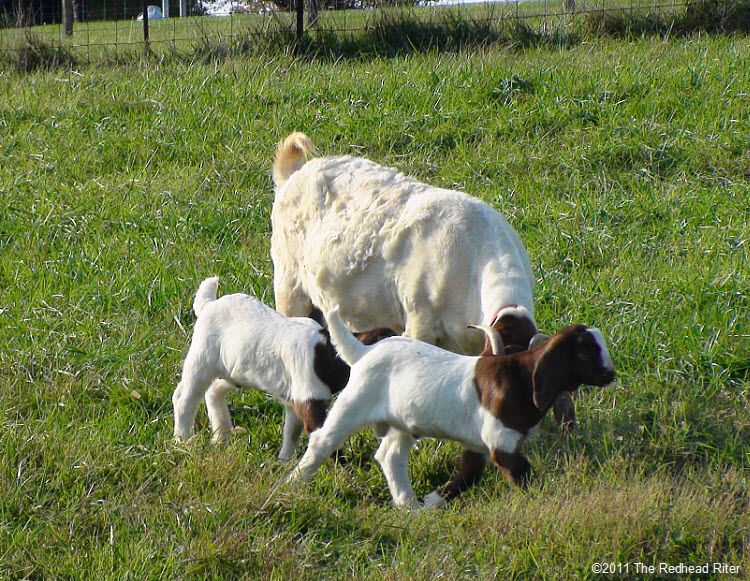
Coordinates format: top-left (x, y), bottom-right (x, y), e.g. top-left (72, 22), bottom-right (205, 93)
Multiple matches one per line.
top-left (0, 0), bottom-right (729, 62)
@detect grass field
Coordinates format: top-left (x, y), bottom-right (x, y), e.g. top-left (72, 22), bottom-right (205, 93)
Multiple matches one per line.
top-left (1, 32), bottom-right (749, 578)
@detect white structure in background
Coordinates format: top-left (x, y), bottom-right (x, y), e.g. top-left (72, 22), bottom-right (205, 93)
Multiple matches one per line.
top-left (136, 5), bottom-right (164, 19)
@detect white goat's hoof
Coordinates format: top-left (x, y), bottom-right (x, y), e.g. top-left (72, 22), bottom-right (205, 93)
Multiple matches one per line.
top-left (422, 491), bottom-right (447, 509)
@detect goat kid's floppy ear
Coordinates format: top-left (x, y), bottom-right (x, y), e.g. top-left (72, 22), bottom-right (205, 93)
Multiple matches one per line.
top-left (531, 341), bottom-right (567, 411)
top-left (528, 333), bottom-right (551, 350)
top-left (468, 324), bottom-right (505, 355)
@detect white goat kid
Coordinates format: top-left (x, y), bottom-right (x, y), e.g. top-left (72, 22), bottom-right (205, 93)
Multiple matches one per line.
top-left (172, 277), bottom-right (351, 461)
top-left (288, 307), bottom-right (615, 508)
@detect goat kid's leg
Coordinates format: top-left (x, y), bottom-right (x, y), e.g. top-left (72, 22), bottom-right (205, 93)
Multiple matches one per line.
top-left (553, 391), bottom-right (576, 431)
top-left (288, 389), bottom-right (372, 483)
top-left (288, 421), bottom-right (355, 483)
top-left (278, 403), bottom-right (305, 463)
top-left (173, 358), bottom-right (214, 441)
top-left (292, 398), bottom-right (327, 433)
top-left (491, 450), bottom-right (531, 487)
top-left (205, 379), bottom-right (235, 443)
top-left (374, 429), bottom-right (419, 507)
top-left (424, 449), bottom-right (488, 508)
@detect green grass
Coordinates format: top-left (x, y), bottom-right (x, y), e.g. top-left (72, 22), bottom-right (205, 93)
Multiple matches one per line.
top-left (1, 34), bottom-right (749, 578)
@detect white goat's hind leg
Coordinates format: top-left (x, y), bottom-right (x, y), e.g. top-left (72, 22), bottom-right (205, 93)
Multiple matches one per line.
top-left (173, 352), bottom-right (215, 441)
top-left (278, 403), bottom-right (304, 462)
top-left (374, 429), bottom-right (419, 507)
top-left (205, 379), bottom-right (235, 444)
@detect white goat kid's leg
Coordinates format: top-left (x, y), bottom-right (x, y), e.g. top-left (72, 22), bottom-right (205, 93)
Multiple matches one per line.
top-left (205, 379), bottom-right (235, 444)
top-left (289, 426), bottom-right (343, 482)
top-left (173, 353), bottom-right (215, 441)
top-left (288, 384), bottom-right (373, 482)
top-left (374, 429), bottom-right (419, 507)
top-left (278, 403), bottom-right (304, 462)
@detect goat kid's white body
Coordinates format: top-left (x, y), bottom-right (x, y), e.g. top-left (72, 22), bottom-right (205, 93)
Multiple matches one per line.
top-left (272, 154), bottom-right (535, 353)
top-left (187, 293), bottom-right (328, 402)
top-left (291, 309), bottom-right (525, 507)
top-left (173, 278), bottom-right (332, 459)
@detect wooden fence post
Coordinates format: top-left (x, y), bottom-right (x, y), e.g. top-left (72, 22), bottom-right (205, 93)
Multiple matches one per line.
top-left (62, 0), bottom-right (73, 36)
top-left (308, 0), bottom-right (319, 27)
top-left (296, 0), bottom-right (304, 39)
top-left (142, 0), bottom-right (149, 47)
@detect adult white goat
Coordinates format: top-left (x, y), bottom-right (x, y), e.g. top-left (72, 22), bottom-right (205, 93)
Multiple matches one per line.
top-left (270, 133), bottom-right (575, 426)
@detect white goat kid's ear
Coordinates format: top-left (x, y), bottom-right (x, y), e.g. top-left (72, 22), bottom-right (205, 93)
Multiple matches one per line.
top-left (531, 341), bottom-right (565, 411)
top-left (468, 324), bottom-right (505, 355)
top-left (529, 333), bottom-right (551, 349)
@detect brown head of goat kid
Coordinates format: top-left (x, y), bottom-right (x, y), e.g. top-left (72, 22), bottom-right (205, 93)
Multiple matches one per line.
top-left (289, 309), bottom-right (616, 508)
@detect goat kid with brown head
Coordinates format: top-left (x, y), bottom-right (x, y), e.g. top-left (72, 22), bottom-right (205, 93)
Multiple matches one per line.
top-left (289, 308), bottom-right (615, 508)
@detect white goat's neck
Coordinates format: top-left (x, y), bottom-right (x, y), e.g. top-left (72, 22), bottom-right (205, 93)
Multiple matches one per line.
top-left (479, 264), bottom-right (534, 325)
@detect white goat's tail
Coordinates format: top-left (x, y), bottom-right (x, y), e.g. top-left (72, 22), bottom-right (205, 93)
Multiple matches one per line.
top-left (193, 276), bottom-right (219, 317)
top-left (325, 306), bottom-right (370, 366)
top-left (273, 132), bottom-right (315, 188)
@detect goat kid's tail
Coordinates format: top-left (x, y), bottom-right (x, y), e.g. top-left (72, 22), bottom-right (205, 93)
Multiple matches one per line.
top-left (273, 132), bottom-right (315, 188)
top-left (193, 276), bottom-right (219, 317)
top-left (325, 306), bottom-right (370, 366)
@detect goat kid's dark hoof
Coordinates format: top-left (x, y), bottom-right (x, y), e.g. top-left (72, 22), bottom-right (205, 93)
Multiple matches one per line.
top-left (553, 392), bottom-right (577, 431)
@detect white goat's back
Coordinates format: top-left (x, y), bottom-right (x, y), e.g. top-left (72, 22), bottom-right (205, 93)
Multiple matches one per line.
top-left (271, 137), bottom-right (535, 353)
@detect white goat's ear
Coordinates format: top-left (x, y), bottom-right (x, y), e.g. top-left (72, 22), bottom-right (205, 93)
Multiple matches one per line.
top-left (468, 325), bottom-right (505, 356)
top-left (529, 333), bottom-right (551, 349)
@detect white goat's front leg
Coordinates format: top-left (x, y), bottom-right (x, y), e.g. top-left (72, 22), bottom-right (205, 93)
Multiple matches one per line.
top-left (205, 379), bottom-right (235, 443)
top-left (288, 425), bottom-right (347, 482)
top-left (278, 403), bottom-right (304, 462)
top-left (273, 268), bottom-right (313, 318)
top-left (403, 310), bottom-right (439, 345)
top-left (374, 429), bottom-right (419, 507)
